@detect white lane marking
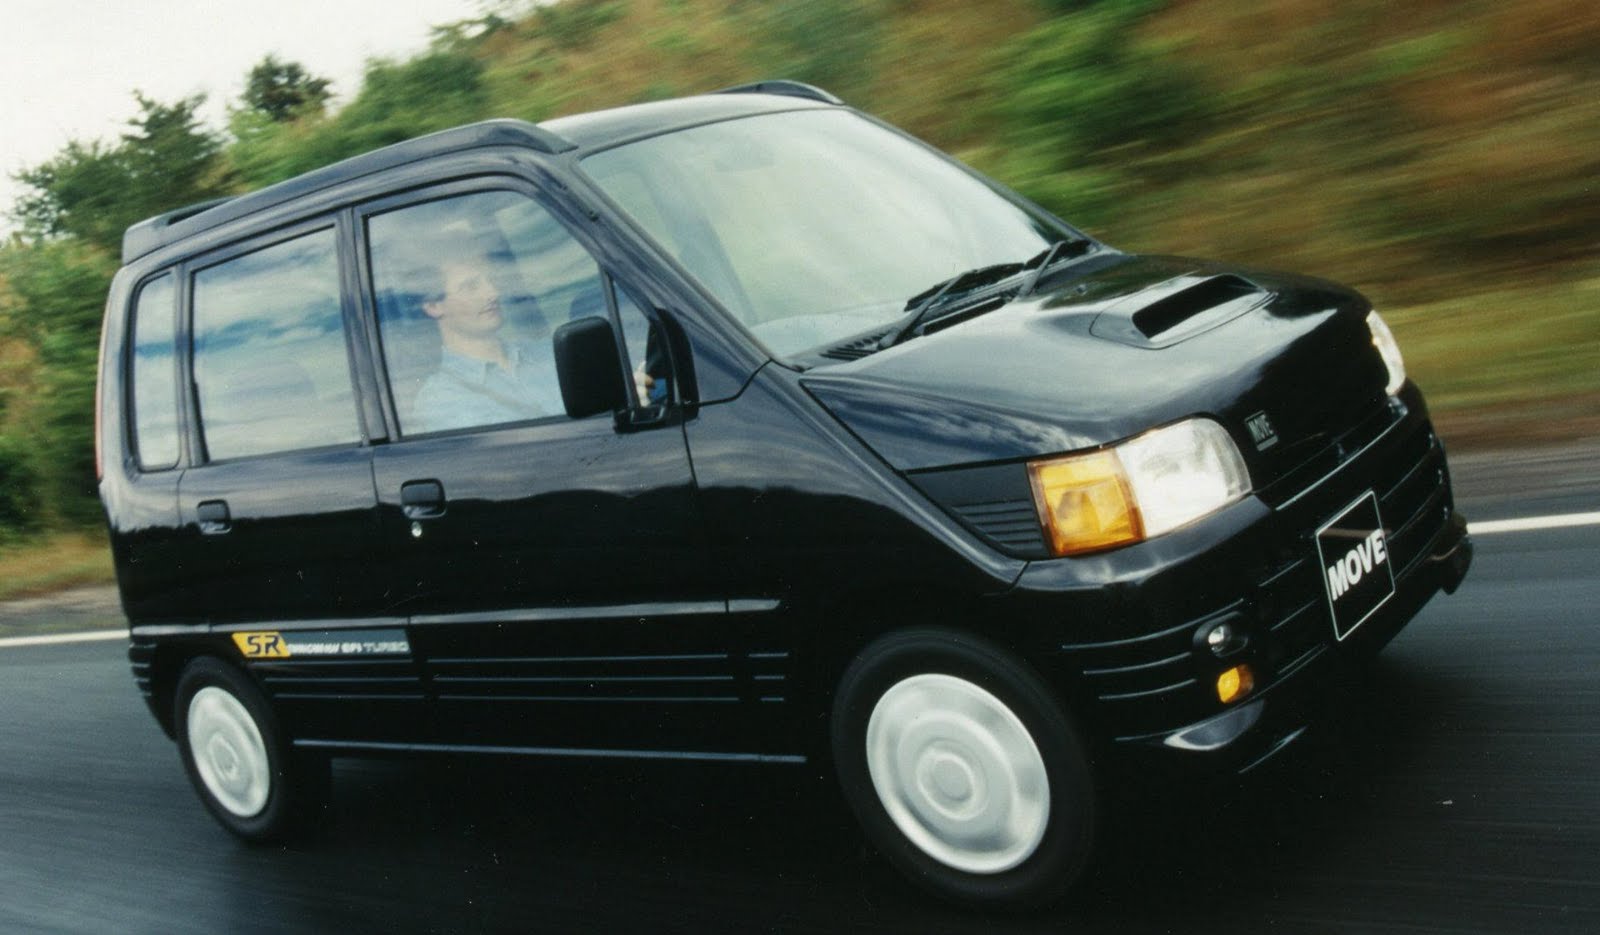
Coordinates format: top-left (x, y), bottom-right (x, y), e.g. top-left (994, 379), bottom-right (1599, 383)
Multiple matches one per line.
top-left (1469, 511), bottom-right (1600, 535)
top-left (0, 629), bottom-right (125, 649)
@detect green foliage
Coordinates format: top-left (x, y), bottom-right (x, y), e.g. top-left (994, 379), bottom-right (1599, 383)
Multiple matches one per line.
top-left (342, 51), bottom-right (489, 138)
top-left (995, 6), bottom-right (1208, 165)
top-left (533, 0), bottom-right (627, 49)
top-left (736, 0), bottom-right (887, 96)
top-left (11, 93), bottom-right (228, 255)
top-left (225, 109), bottom-right (325, 189)
top-left (0, 435), bottom-right (41, 535)
top-left (981, 148), bottom-right (1126, 232)
top-left (241, 55), bottom-right (333, 122)
top-left (0, 240), bottom-right (116, 528)
top-left (429, 12), bottom-right (514, 53)
top-left (981, 4), bottom-right (1209, 232)
top-left (1035, 0), bottom-right (1164, 17)
top-left (229, 51), bottom-right (489, 189)
top-left (9, 141), bottom-right (127, 256)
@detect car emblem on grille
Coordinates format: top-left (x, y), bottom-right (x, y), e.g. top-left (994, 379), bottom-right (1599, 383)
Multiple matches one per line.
top-left (1245, 411), bottom-right (1278, 450)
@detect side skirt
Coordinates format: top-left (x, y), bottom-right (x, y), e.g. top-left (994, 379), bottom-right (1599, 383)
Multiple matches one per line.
top-left (293, 738), bottom-right (807, 765)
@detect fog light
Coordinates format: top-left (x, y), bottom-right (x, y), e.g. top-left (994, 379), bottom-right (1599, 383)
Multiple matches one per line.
top-left (1197, 617), bottom-right (1247, 656)
top-left (1216, 664), bottom-right (1255, 704)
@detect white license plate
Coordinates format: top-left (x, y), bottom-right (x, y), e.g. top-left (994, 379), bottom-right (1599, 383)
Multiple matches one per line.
top-left (1315, 491), bottom-right (1396, 641)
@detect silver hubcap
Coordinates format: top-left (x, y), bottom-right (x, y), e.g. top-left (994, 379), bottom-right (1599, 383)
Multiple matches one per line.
top-left (187, 687), bottom-right (271, 818)
top-left (865, 674), bottom-right (1049, 874)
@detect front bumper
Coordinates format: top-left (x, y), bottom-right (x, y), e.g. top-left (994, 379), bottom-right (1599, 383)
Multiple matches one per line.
top-left (1143, 509), bottom-right (1470, 773)
top-left (1006, 386), bottom-right (1471, 773)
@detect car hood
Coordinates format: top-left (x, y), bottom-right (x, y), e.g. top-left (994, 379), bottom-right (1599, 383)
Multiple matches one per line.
top-left (800, 253), bottom-right (1390, 476)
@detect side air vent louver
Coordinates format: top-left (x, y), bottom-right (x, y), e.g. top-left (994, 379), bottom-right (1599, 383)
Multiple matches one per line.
top-left (909, 462), bottom-right (1050, 558)
top-left (950, 500), bottom-right (1047, 552)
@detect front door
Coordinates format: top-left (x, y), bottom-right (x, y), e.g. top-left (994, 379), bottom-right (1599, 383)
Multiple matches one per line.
top-left (360, 185), bottom-right (743, 754)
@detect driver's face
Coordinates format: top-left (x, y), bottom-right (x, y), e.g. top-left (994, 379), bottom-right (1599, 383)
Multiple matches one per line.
top-left (425, 260), bottom-right (503, 340)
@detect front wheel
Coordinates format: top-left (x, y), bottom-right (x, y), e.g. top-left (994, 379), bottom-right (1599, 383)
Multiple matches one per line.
top-left (831, 629), bottom-right (1097, 908)
top-left (174, 657), bottom-right (328, 842)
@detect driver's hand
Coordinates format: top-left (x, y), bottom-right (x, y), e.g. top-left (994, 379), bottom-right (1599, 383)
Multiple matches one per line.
top-left (632, 363), bottom-right (656, 407)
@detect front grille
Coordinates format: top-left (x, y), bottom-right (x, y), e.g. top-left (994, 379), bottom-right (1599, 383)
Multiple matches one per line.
top-left (1257, 399), bottom-right (1400, 507)
top-left (1253, 424), bottom-right (1447, 675)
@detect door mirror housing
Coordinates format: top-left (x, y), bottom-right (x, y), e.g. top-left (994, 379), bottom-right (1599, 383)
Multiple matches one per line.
top-left (554, 316), bottom-right (628, 419)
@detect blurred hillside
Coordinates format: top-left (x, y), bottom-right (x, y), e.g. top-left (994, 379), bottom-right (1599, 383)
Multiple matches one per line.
top-left (1, 0), bottom-right (1596, 537)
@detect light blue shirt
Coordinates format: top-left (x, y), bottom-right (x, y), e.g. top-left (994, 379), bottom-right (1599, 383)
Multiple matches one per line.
top-left (411, 342), bottom-right (564, 434)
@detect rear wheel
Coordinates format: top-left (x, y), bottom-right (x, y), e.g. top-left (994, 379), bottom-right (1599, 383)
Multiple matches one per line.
top-left (174, 657), bottom-right (328, 841)
top-left (831, 629), bottom-right (1096, 908)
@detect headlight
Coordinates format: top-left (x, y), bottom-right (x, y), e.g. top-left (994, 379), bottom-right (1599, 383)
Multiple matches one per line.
top-left (1027, 418), bottom-right (1251, 556)
top-left (1366, 310), bottom-right (1406, 395)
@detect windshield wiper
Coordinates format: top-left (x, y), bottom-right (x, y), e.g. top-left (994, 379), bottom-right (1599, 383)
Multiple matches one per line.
top-left (877, 236), bottom-right (1097, 350)
top-left (1017, 235), bottom-right (1094, 299)
top-left (879, 261), bottom-right (1027, 349)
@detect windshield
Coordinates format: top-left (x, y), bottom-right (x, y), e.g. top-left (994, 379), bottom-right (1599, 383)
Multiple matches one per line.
top-left (580, 109), bottom-right (1067, 357)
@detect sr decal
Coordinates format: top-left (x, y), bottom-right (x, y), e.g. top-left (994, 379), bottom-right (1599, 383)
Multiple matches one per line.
top-left (232, 631), bottom-right (290, 659)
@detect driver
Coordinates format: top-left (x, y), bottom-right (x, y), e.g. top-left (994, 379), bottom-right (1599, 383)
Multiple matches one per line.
top-left (411, 252), bottom-right (661, 434)
top-left (411, 255), bottom-right (562, 434)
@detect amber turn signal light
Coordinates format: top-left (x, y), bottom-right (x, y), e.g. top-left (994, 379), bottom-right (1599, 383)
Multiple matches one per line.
top-left (1027, 450), bottom-right (1144, 556)
top-left (1216, 664), bottom-right (1255, 704)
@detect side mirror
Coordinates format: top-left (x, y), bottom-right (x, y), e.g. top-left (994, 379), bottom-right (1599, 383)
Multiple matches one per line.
top-left (553, 317), bottom-right (626, 419)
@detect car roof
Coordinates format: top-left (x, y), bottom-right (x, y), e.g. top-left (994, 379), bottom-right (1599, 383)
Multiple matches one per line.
top-left (541, 91), bottom-right (829, 150)
top-left (120, 85), bottom-right (837, 265)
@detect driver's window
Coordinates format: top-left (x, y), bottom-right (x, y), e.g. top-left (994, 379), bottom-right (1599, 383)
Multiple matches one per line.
top-left (365, 190), bottom-right (604, 435)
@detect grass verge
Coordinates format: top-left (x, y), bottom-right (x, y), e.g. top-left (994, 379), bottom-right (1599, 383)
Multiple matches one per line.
top-left (0, 531), bottom-right (114, 603)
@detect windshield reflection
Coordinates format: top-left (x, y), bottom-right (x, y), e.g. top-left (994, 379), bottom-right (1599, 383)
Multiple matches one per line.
top-left (581, 109), bottom-right (1067, 357)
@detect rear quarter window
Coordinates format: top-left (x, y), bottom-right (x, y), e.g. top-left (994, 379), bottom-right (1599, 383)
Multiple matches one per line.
top-left (130, 273), bottom-right (180, 470)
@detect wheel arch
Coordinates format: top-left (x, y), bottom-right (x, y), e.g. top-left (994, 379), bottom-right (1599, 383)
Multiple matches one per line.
top-left (796, 587), bottom-right (1102, 761)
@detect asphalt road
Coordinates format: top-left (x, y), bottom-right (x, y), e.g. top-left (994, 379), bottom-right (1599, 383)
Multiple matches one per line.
top-left (2, 495), bottom-right (1598, 933)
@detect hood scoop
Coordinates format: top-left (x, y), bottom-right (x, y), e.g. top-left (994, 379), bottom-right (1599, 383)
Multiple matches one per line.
top-left (1091, 273), bottom-right (1269, 348)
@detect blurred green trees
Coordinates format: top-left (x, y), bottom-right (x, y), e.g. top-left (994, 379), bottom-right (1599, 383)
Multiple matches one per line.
top-left (241, 56), bottom-right (334, 123)
top-left (0, 240), bottom-right (116, 528)
top-left (13, 94), bottom-right (227, 255)
top-left (4, 94), bottom-right (227, 531)
top-left (230, 51), bottom-right (489, 189)
top-left (2, 0), bottom-right (1597, 542)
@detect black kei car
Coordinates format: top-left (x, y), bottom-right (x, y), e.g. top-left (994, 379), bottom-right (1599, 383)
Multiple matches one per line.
top-left (97, 80), bottom-right (1471, 907)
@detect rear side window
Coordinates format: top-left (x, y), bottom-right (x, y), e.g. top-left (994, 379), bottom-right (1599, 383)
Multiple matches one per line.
top-left (130, 273), bottom-right (180, 470)
top-left (191, 229), bottom-right (359, 461)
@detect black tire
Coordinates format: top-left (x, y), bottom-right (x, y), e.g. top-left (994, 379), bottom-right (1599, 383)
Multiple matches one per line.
top-left (173, 656), bottom-right (329, 842)
top-left (831, 628), bottom-right (1097, 909)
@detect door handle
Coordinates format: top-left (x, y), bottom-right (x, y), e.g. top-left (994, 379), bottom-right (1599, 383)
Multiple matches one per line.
top-left (196, 499), bottom-right (231, 535)
top-left (400, 480), bottom-right (446, 519)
